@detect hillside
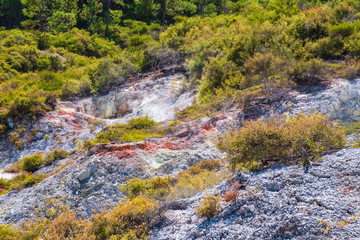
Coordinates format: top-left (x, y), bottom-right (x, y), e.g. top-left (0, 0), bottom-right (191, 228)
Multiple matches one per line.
top-left (0, 0), bottom-right (360, 239)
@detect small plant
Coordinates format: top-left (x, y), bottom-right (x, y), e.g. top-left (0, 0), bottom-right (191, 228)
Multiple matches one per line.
top-left (126, 116), bottom-right (156, 130)
top-left (88, 119), bottom-right (105, 133)
top-left (44, 148), bottom-right (69, 165)
top-left (9, 132), bottom-right (24, 150)
top-left (196, 194), bottom-right (221, 220)
top-left (18, 153), bottom-right (45, 173)
top-left (9, 173), bottom-right (48, 190)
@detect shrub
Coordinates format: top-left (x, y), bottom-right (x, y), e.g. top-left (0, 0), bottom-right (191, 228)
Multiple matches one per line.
top-left (18, 153), bottom-right (45, 173)
top-left (167, 170), bottom-right (224, 201)
top-left (88, 60), bottom-right (122, 93)
top-left (196, 194), bottom-right (221, 220)
top-left (0, 225), bottom-right (16, 239)
top-left (44, 211), bottom-right (92, 240)
top-left (38, 71), bottom-right (63, 91)
top-left (9, 132), bottom-right (23, 150)
top-left (218, 112), bottom-right (345, 170)
top-left (289, 59), bottom-right (327, 86)
top-left (126, 116), bottom-right (156, 130)
top-left (94, 117), bottom-right (161, 144)
top-left (44, 148), bottom-right (69, 165)
top-left (120, 159), bottom-right (225, 202)
top-left (337, 59), bottom-right (360, 80)
top-left (10, 173), bottom-right (48, 190)
top-left (120, 176), bottom-right (172, 201)
top-left (91, 196), bottom-right (158, 239)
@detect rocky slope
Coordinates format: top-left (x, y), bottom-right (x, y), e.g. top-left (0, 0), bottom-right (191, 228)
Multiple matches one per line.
top-left (151, 148), bottom-right (360, 240)
top-left (0, 70), bottom-right (359, 239)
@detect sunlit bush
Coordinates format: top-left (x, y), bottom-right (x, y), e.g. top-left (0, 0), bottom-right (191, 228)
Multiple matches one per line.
top-left (218, 112), bottom-right (345, 170)
top-left (196, 194), bottom-right (221, 220)
top-left (18, 153), bottom-right (45, 173)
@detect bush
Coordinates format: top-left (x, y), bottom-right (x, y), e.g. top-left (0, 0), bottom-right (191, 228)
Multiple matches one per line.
top-left (289, 59), bottom-right (327, 86)
top-left (120, 159), bottom-right (225, 202)
top-left (91, 196), bottom-right (158, 239)
top-left (126, 116), bottom-right (156, 130)
top-left (120, 176), bottom-right (171, 201)
top-left (18, 153), bottom-right (45, 173)
top-left (9, 132), bottom-right (23, 150)
top-left (44, 211), bottom-right (91, 240)
top-left (196, 194), bottom-right (221, 220)
top-left (44, 148), bottom-right (69, 165)
top-left (0, 225), bottom-right (16, 239)
top-left (88, 60), bottom-right (123, 93)
top-left (94, 116), bottom-right (162, 144)
top-left (218, 112), bottom-right (345, 170)
top-left (10, 173), bottom-right (48, 190)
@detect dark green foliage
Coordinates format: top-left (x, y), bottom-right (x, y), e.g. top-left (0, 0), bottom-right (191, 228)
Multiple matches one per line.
top-left (1, 1), bottom-right (360, 136)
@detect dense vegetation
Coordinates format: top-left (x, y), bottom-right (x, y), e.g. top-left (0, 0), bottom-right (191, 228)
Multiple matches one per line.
top-left (1, 0), bottom-right (360, 132)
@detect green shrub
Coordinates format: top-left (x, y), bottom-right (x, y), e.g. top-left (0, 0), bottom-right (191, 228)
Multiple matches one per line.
top-left (88, 60), bottom-right (122, 93)
top-left (44, 148), bottom-right (69, 165)
top-left (218, 112), bottom-right (345, 170)
top-left (9, 173), bottom-right (48, 190)
top-left (93, 116), bottom-right (161, 144)
top-left (126, 116), bottom-right (156, 130)
top-left (18, 153), bottom-right (45, 173)
top-left (120, 176), bottom-right (172, 201)
top-left (120, 159), bottom-right (226, 202)
top-left (0, 225), bottom-right (16, 239)
top-left (38, 71), bottom-right (63, 91)
top-left (91, 196), bottom-right (158, 239)
top-left (289, 59), bottom-right (327, 86)
top-left (196, 194), bottom-right (221, 220)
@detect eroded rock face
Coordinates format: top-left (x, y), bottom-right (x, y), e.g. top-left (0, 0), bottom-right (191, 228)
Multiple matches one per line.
top-left (279, 79), bottom-right (360, 121)
top-left (151, 148), bottom-right (360, 240)
top-left (76, 73), bottom-right (194, 121)
top-left (0, 153), bottom-right (148, 223)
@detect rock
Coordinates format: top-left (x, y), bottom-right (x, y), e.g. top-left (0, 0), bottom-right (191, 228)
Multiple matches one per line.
top-left (150, 148), bottom-right (360, 240)
top-left (78, 171), bottom-right (91, 182)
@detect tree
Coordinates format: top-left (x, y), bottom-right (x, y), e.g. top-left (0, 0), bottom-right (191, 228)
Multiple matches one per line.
top-left (134, 0), bottom-right (160, 23)
top-left (0, 0), bottom-right (24, 29)
top-left (21, 0), bottom-right (52, 30)
top-left (244, 52), bottom-right (287, 98)
top-left (21, 0), bottom-right (78, 31)
top-left (166, 0), bottom-right (197, 17)
top-left (80, 0), bottom-right (103, 32)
